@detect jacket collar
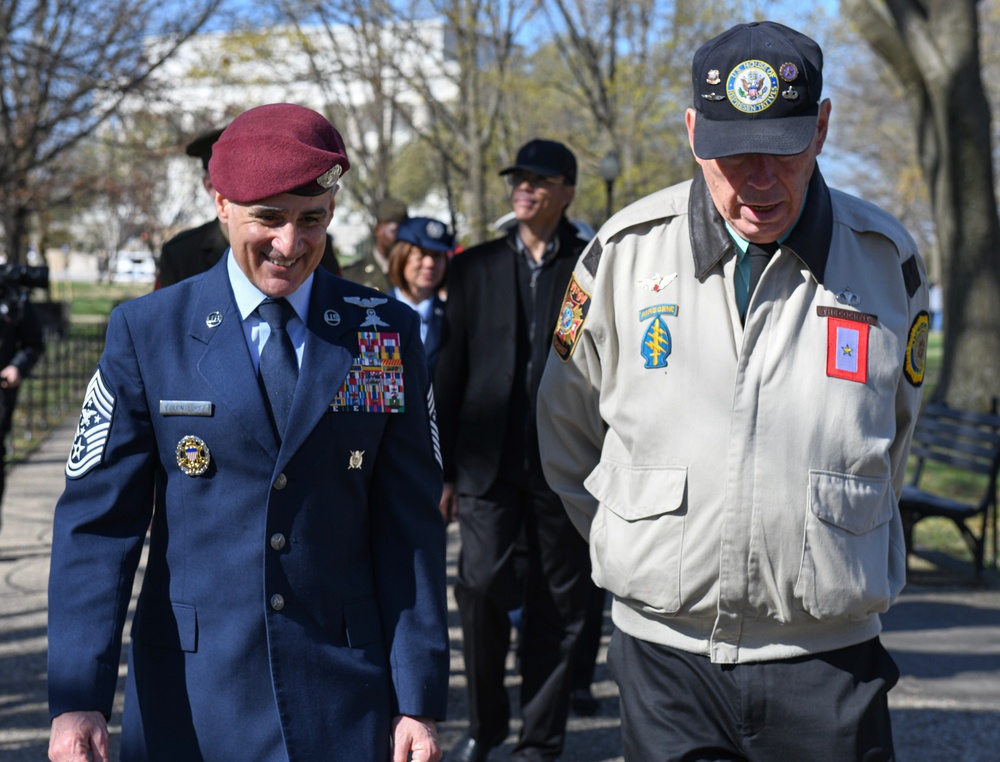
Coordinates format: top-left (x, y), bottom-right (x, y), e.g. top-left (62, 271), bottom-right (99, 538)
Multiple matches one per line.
top-left (505, 215), bottom-right (588, 257)
top-left (688, 164), bottom-right (833, 285)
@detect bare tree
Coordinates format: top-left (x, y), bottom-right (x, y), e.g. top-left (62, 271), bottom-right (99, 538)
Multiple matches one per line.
top-left (842, 0), bottom-right (1000, 411)
top-left (0, 0), bottom-right (224, 263)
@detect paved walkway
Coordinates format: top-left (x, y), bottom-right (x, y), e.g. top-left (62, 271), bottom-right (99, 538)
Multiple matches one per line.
top-left (1, 416), bottom-right (998, 760)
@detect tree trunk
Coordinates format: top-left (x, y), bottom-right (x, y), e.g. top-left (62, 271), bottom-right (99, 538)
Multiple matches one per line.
top-left (844, 0), bottom-right (1000, 411)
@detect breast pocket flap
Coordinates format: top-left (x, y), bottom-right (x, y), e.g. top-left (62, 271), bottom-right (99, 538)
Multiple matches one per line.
top-left (809, 470), bottom-right (892, 536)
top-left (585, 461), bottom-right (688, 522)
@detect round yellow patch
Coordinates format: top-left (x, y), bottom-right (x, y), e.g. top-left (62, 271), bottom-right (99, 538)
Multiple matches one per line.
top-left (904, 311), bottom-right (929, 386)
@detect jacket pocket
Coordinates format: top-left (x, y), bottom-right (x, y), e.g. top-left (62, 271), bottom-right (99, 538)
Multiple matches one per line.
top-left (130, 597), bottom-right (198, 652)
top-left (795, 470), bottom-right (894, 619)
top-left (585, 461), bottom-right (687, 613)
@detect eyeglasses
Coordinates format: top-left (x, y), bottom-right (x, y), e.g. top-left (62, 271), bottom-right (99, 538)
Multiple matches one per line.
top-left (504, 171), bottom-right (564, 189)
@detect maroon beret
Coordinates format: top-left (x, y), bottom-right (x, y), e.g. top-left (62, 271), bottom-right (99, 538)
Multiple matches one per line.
top-left (209, 103), bottom-right (351, 203)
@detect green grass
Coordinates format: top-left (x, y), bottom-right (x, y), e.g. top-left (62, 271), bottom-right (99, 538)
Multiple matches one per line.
top-left (48, 280), bottom-right (150, 317)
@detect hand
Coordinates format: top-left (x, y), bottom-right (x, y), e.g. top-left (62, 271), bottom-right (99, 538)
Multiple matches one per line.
top-left (391, 714), bottom-right (440, 762)
top-left (439, 482), bottom-right (458, 525)
top-left (49, 711), bottom-right (109, 762)
top-left (0, 364), bottom-right (21, 390)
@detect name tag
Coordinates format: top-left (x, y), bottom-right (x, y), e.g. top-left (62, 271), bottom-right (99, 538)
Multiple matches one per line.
top-left (159, 400), bottom-right (214, 417)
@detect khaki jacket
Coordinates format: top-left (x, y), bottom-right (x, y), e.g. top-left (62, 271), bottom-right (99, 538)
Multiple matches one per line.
top-left (537, 168), bottom-right (929, 664)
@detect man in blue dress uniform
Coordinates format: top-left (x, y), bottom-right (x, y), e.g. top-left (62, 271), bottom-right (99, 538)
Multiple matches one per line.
top-left (47, 103), bottom-right (449, 762)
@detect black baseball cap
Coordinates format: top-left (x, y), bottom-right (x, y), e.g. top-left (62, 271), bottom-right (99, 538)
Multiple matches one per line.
top-left (185, 127), bottom-right (226, 171)
top-left (500, 139), bottom-right (577, 185)
top-left (691, 21), bottom-right (823, 159)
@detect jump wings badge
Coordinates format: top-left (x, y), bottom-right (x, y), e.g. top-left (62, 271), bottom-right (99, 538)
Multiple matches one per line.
top-left (176, 435), bottom-right (211, 476)
top-left (344, 296), bottom-right (389, 328)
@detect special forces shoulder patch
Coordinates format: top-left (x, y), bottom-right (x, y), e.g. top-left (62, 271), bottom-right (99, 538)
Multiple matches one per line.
top-left (66, 368), bottom-right (116, 479)
top-left (553, 274), bottom-right (591, 362)
top-left (904, 311), bottom-right (930, 387)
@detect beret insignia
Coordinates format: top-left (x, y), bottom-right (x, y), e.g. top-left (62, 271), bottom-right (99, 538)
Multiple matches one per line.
top-left (317, 164), bottom-right (343, 188)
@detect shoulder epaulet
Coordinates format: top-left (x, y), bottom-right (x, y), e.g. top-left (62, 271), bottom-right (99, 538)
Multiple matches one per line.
top-left (901, 255), bottom-right (922, 298)
top-left (583, 180), bottom-right (692, 278)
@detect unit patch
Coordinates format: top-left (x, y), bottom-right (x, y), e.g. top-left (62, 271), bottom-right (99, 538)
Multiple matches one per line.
top-left (331, 332), bottom-right (405, 412)
top-left (826, 316), bottom-right (870, 384)
top-left (553, 274), bottom-right (591, 362)
top-left (66, 369), bottom-right (116, 479)
top-left (903, 311), bottom-right (929, 387)
top-left (639, 303), bottom-right (678, 370)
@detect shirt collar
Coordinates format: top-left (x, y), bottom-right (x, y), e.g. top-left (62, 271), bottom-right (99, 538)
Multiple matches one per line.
top-left (393, 287), bottom-right (435, 321)
top-left (513, 227), bottom-right (561, 268)
top-left (227, 250), bottom-right (314, 323)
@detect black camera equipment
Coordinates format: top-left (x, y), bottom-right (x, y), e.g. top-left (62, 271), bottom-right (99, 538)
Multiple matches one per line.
top-left (0, 264), bottom-right (49, 327)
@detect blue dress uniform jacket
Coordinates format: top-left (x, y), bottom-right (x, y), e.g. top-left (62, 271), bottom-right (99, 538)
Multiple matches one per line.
top-left (48, 258), bottom-right (449, 761)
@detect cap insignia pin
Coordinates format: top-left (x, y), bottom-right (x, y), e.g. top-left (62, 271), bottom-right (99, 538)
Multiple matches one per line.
top-left (779, 62), bottom-right (799, 82)
top-left (349, 450), bottom-right (364, 469)
top-left (176, 435), bottom-right (211, 476)
top-left (206, 311), bottom-right (223, 328)
top-left (706, 69), bottom-right (721, 85)
top-left (701, 92), bottom-right (725, 102)
top-left (317, 164), bottom-right (343, 188)
top-left (782, 86), bottom-right (799, 101)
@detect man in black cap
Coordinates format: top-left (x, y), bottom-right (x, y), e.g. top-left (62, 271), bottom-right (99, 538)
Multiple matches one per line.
top-left (340, 197), bottom-right (409, 292)
top-left (537, 21), bottom-right (929, 761)
top-left (436, 139), bottom-right (593, 762)
top-left (48, 103), bottom-right (448, 762)
top-left (157, 125), bottom-right (342, 289)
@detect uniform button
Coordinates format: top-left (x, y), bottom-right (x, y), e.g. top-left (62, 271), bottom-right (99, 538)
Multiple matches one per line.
top-left (270, 594), bottom-right (285, 611)
top-left (270, 533), bottom-right (286, 551)
top-left (273, 473), bottom-right (287, 490)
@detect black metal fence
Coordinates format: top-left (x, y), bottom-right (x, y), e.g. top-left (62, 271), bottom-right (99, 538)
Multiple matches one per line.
top-left (9, 317), bottom-right (109, 461)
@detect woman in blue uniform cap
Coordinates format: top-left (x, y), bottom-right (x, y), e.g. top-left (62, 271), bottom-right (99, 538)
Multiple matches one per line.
top-left (388, 215), bottom-right (453, 377)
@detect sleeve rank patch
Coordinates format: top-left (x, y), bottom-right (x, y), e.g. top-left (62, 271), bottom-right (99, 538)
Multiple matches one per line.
top-left (553, 273), bottom-right (592, 362)
top-left (903, 311), bottom-right (929, 386)
top-left (66, 368), bottom-right (116, 479)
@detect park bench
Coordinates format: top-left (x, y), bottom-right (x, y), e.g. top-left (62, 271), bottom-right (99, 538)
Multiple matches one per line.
top-left (900, 402), bottom-right (1000, 578)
